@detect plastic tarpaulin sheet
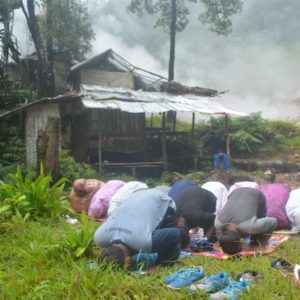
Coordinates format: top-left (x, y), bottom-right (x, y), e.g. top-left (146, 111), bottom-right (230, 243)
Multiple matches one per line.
top-left (81, 85), bottom-right (248, 116)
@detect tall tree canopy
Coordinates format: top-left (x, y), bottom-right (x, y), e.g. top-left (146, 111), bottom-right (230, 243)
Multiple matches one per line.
top-left (128, 0), bottom-right (243, 80)
top-left (39, 0), bottom-right (94, 60)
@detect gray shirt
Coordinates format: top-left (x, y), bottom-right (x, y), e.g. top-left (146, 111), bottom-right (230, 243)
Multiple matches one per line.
top-left (94, 188), bottom-right (176, 252)
top-left (215, 187), bottom-right (277, 235)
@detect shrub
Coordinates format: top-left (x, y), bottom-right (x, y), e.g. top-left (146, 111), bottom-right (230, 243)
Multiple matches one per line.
top-left (197, 113), bottom-right (271, 156)
top-left (60, 211), bottom-right (97, 258)
top-left (59, 150), bottom-right (98, 183)
top-left (0, 165), bottom-right (70, 222)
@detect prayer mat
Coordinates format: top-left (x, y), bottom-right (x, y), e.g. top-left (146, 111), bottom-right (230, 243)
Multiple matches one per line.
top-left (181, 235), bottom-right (289, 260)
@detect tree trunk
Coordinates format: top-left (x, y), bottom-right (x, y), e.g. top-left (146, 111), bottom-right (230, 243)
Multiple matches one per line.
top-left (46, 0), bottom-right (55, 96)
top-left (168, 0), bottom-right (176, 81)
top-left (22, 0), bottom-right (49, 98)
top-left (167, 0), bottom-right (177, 122)
top-left (37, 117), bottom-right (60, 180)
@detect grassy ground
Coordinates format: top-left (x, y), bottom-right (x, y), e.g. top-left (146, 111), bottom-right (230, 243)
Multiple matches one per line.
top-left (1, 220), bottom-right (299, 299)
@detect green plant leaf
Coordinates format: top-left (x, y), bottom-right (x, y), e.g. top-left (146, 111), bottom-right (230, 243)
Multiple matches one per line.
top-left (74, 246), bottom-right (87, 258)
top-left (0, 205), bottom-right (11, 214)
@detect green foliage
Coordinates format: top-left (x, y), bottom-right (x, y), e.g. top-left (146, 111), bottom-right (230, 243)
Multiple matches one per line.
top-left (0, 126), bottom-right (25, 164)
top-left (100, 172), bottom-right (135, 183)
top-left (0, 1), bottom-right (22, 63)
top-left (0, 165), bottom-right (70, 222)
top-left (60, 211), bottom-right (97, 258)
top-left (0, 61), bottom-right (37, 113)
top-left (1, 220), bottom-right (300, 299)
top-left (200, 0), bottom-right (243, 35)
top-left (59, 150), bottom-right (98, 183)
top-left (143, 177), bottom-right (160, 187)
top-left (0, 62), bottom-right (13, 96)
top-left (146, 114), bottom-right (193, 131)
top-left (230, 129), bottom-right (262, 153)
top-left (128, 0), bottom-right (243, 34)
top-left (39, 0), bottom-right (95, 58)
top-left (268, 120), bottom-right (300, 138)
top-left (198, 113), bottom-right (267, 156)
top-left (167, 136), bottom-right (201, 157)
top-left (196, 112), bottom-right (300, 159)
top-left (128, 0), bottom-right (191, 33)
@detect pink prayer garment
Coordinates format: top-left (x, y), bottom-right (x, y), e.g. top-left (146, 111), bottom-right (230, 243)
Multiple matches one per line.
top-left (88, 180), bottom-right (125, 219)
top-left (259, 183), bottom-right (291, 229)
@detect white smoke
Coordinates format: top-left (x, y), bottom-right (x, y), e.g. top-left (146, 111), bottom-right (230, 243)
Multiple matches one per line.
top-left (12, 0), bottom-right (300, 120)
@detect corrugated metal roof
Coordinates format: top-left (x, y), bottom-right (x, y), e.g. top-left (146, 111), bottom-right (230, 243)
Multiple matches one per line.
top-left (81, 85), bottom-right (248, 116)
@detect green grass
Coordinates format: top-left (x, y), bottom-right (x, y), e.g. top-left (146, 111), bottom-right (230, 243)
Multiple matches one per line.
top-left (1, 220), bottom-right (300, 299)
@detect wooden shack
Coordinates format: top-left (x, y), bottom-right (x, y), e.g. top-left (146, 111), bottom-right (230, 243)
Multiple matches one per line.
top-left (0, 49), bottom-right (247, 177)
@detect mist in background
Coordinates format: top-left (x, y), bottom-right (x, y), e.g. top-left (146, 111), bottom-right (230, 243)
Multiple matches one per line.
top-left (13, 0), bottom-right (300, 120)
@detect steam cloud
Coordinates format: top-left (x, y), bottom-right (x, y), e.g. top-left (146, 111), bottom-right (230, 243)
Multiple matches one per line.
top-left (12, 0), bottom-right (300, 120)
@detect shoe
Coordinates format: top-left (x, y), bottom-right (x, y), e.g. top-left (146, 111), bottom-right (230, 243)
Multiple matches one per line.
top-left (209, 280), bottom-right (250, 299)
top-left (164, 267), bottom-right (191, 284)
top-left (167, 266), bottom-right (206, 289)
top-left (189, 272), bottom-right (229, 293)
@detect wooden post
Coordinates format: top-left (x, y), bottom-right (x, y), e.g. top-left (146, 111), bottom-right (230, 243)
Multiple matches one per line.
top-left (225, 114), bottom-right (230, 161)
top-left (98, 109), bottom-right (103, 173)
top-left (142, 113), bottom-right (148, 161)
top-left (98, 128), bottom-right (102, 172)
top-left (191, 112), bottom-right (195, 139)
top-left (161, 112), bottom-right (168, 171)
top-left (132, 167), bottom-right (136, 177)
top-left (172, 111), bottom-right (177, 132)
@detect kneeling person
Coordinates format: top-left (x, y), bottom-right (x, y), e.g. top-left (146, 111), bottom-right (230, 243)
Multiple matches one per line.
top-left (215, 187), bottom-right (277, 255)
top-left (95, 188), bottom-right (189, 268)
top-left (176, 186), bottom-right (217, 241)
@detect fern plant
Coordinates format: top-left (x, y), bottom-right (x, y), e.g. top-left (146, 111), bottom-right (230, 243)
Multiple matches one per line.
top-left (230, 129), bottom-right (263, 153)
top-left (60, 211), bottom-right (97, 258)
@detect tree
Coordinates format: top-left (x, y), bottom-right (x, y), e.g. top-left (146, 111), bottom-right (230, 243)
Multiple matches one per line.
top-left (19, 0), bottom-right (94, 97)
top-left (39, 0), bottom-right (94, 60)
top-left (0, 0), bottom-right (21, 63)
top-left (20, 0), bottom-right (49, 97)
top-left (128, 0), bottom-right (243, 81)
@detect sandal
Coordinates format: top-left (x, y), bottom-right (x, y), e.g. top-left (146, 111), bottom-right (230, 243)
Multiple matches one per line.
top-left (236, 270), bottom-right (264, 282)
top-left (271, 258), bottom-right (294, 271)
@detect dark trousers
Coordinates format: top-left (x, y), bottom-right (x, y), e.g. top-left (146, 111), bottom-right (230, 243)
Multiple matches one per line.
top-left (151, 227), bottom-right (188, 265)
